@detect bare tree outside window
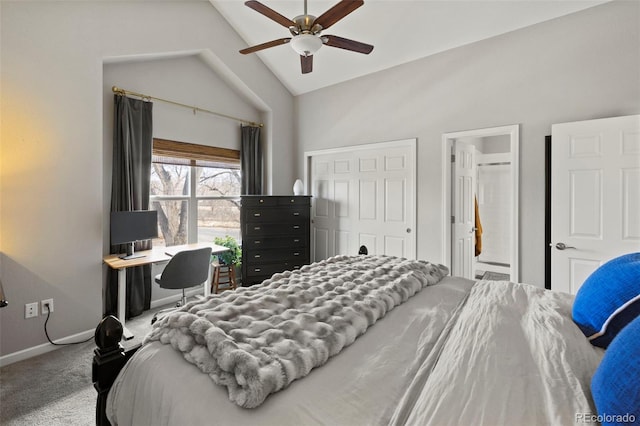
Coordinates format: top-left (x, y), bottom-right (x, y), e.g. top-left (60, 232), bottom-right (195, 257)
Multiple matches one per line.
top-left (151, 164), bottom-right (189, 246)
top-left (150, 161), bottom-right (241, 247)
top-left (197, 167), bottom-right (241, 243)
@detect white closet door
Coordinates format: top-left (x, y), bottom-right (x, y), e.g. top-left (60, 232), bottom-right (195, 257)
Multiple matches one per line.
top-left (308, 139), bottom-right (416, 261)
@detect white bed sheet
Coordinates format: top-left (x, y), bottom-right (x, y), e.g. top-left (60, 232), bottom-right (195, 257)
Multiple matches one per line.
top-left (395, 280), bottom-right (605, 426)
top-left (107, 276), bottom-right (475, 426)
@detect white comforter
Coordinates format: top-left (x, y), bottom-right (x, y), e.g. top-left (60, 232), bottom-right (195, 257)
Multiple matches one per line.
top-left (107, 266), bottom-right (604, 426)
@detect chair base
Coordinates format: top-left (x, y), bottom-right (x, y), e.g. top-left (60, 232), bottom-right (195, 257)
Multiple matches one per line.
top-left (150, 290), bottom-right (187, 324)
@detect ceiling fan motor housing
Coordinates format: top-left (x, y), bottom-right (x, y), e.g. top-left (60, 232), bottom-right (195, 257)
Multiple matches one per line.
top-left (290, 14), bottom-right (321, 34)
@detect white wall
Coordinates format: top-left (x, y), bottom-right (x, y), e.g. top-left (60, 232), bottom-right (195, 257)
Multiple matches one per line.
top-left (295, 1), bottom-right (640, 287)
top-left (0, 1), bottom-right (294, 359)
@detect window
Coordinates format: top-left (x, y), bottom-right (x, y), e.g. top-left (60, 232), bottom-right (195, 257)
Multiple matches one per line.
top-left (150, 139), bottom-right (241, 247)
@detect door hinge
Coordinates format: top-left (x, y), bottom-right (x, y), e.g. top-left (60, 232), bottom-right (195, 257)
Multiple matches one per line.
top-left (451, 215), bottom-right (455, 224)
top-left (451, 154), bottom-right (456, 163)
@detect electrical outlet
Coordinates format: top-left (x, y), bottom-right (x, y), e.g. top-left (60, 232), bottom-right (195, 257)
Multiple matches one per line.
top-left (41, 299), bottom-right (54, 315)
top-left (25, 302), bottom-right (38, 319)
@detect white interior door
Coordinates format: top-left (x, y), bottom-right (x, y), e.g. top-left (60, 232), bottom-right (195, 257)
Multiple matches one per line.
top-left (308, 139), bottom-right (416, 261)
top-left (452, 141), bottom-right (476, 279)
top-left (551, 115), bottom-right (640, 293)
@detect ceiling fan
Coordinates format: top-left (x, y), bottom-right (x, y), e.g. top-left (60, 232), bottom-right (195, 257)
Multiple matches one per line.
top-left (239, 0), bottom-right (374, 74)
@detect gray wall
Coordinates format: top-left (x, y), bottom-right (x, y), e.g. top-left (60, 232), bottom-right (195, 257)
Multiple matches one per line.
top-left (0, 1), bottom-right (294, 359)
top-left (294, 0), bottom-right (640, 287)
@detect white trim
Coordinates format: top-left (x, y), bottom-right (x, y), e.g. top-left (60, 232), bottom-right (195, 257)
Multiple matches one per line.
top-left (304, 138), bottom-right (418, 261)
top-left (0, 288), bottom-right (208, 366)
top-left (0, 329), bottom-right (95, 367)
top-left (442, 125), bottom-right (519, 281)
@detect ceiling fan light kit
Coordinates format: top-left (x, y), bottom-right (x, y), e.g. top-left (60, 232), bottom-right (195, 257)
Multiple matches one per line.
top-left (291, 34), bottom-right (323, 56)
top-left (240, 0), bottom-right (374, 74)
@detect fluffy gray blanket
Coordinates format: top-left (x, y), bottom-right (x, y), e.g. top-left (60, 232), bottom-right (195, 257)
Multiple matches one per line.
top-left (144, 255), bottom-right (448, 408)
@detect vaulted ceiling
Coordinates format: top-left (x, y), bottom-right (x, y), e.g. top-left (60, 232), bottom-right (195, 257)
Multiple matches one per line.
top-left (211, 0), bottom-right (607, 95)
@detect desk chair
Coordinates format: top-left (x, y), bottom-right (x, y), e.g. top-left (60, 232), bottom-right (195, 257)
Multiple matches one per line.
top-left (151, 247), bottom-right (212, 324)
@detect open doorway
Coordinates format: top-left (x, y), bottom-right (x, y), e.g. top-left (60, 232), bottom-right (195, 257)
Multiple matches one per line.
top-left (442, 125), bottom-right (519, 282)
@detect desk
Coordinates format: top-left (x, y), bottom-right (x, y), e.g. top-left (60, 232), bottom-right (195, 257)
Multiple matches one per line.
top-left (103, 242), bottom-right (229, 340)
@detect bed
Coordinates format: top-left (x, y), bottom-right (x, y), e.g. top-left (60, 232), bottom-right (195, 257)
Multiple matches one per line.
top-left (92, 254), bottom-right (637, 426)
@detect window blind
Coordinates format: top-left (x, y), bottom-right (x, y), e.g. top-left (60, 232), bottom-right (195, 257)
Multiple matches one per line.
top-left (152, 138), bottom-right (240, 169)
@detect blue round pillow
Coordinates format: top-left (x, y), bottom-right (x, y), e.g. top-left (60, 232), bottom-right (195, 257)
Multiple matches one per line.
top-left (572, 252), bottom-right (640, 348)
top-left (591, 315), bottom-right (640, 425)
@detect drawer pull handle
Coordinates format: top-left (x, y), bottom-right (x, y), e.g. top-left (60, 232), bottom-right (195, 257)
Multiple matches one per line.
top-left (255, 268), bottom-right (261, 272)
top-left (254, 213), bottom-right (261, 217)
top-left (293, 212), bottom-right (300, 216)
top-left (254, 240), bottom-right (261, 244)
top-left (259, 199), bottom-right (264, 203)
top-left (293, 225), bottom-right (300, 229)
top-left (293, 239), bottom-right (300, 243)
top-left (294, 252), bottom-right (300, 256)
top-left (254, 254), bottom-right (261, 258)
top-left (290, 199), bottom-right (295, 203)
top-left (254, 226), bottom-right (261, 230)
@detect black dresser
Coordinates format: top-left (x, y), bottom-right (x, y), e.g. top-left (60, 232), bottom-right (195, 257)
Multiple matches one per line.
top-left (241, 195), bottom-right (311, 286)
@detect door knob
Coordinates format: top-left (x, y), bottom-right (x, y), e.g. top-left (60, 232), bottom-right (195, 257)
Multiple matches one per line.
top-left (555, 242), bottom-right (576, 250)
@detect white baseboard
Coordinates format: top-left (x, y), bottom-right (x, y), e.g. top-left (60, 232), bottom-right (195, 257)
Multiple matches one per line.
top-left (1, 289), bottom-right (206, 368)
top-left (0, 328), bottom-right (95, 367)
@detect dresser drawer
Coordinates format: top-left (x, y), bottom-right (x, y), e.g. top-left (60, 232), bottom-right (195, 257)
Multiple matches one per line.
top-left (244, 262), bottom-right (304, 278)
top-left (244, 221), bottom-right (308, 237)
top-left (241, 197), bottom-right (278, 207)
top-left (276, 197), bottom-right (310, 206)
top-left (243, 235), bottom-right (307, 249)
top-left (245, 248), bottom-right (308, 263)
top-left (242, 196), bottom-right (310, 207)
top-left (244, 207), bottom-right (309, 223)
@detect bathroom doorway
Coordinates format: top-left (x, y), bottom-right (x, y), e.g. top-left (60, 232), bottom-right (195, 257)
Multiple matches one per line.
top-left (442, 125), bottom-right (519, 281)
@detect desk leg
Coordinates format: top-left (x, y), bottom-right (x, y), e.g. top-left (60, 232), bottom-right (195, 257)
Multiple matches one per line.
top-left (116, 268), bottom-right (134, 341)
top-left (204, 263), bottom-right (212, 298)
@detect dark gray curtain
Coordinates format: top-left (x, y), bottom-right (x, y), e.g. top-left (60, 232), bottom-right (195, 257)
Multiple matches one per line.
top-left (240, 125), bottom-right (262, 195)
top-left (106, 94), bottom-right (153, 319)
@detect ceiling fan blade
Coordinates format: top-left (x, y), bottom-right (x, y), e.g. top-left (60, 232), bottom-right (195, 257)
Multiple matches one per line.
top-left (301, 55), bottom-right (313, 74)
top-left (323, 35), bottom-right (373, 54)
top-left (244, 1), bottom-right (294, 28)
top-left (314, 0), bottom-right (364, 30)
top-left (239, 38), bottom-right (291, 54)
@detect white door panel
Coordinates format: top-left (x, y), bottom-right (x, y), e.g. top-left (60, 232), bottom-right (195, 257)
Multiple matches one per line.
top-left (551, 115), bottom-right (640, 294)
top-left (308, 140), bottom-right (416, 261)
top-left (452, 142), bottom-right (476, 279)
